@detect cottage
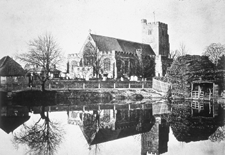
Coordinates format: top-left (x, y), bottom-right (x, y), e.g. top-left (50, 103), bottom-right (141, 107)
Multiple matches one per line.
top-left (190, 80), bottom-right (219, 100)
top-left (0, 56), bottom-right (25, 90)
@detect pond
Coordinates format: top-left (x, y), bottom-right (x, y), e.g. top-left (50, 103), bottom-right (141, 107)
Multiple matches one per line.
top-left (0, 99), bottom-right (224, 155)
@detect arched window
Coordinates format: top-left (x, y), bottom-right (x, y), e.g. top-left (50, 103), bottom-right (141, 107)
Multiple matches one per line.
top-left (103, 58), bottom-right (110, 71)
top-left (71, 60), bottom-right (77, 66)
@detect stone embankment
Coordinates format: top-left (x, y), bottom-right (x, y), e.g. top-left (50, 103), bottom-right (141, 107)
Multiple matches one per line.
top-left (6, 88), bottom-right (164, 106)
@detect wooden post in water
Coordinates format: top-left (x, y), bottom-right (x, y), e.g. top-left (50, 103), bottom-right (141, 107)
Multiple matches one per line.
top-left (128, 104), bottom-right (130, 117)
top-left (142, 104), bottom-right (145, 110)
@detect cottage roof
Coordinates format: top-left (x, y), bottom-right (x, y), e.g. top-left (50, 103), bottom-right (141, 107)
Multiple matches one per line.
top-left (0, 116), bottom-right (30, 134)
top-left (90, 34), bottom-right (155, 56)
top-left (0, 56), bottom-right (25, 76)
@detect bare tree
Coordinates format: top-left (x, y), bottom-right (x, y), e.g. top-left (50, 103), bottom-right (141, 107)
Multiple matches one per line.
top-left (82, 41), bottom-right (105, 79)
top-left (170, 43), bottom-right (188, 60)
top-left (93, 55), bottom-right (104, 78)
top-left (16, 33), bottom-right (64, 91)
top-left (203, 43), bottom-right (225, 66)
top-left (13, 111), bottom-right (64, 155)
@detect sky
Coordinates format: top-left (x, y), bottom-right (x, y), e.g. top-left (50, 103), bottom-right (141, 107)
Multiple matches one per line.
top-left (0, 0), bottom-right (225, 61)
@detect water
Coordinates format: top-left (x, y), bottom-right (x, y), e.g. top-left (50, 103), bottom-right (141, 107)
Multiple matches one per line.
top-left (0, 99), bottom-right (224, 155)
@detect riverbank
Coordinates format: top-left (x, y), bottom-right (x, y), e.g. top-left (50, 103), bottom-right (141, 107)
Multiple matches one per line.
top-left (4, 88), bottom-right (164, 106)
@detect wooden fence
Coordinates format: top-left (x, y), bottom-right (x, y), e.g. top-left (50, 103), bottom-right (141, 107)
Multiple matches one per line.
top-left (0, 80), bottom-right (152, 91)
top-left (48, 80), bottom-right (152, 90)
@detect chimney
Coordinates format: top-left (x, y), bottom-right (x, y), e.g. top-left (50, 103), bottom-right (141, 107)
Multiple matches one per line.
top-left (141, 19), bottom-right (147, 24)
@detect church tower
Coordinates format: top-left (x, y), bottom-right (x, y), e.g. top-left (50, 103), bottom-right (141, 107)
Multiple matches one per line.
top-left (141, 19), bottom-right (170, 57)
top-left (141, 19), bottom-right (171, 77)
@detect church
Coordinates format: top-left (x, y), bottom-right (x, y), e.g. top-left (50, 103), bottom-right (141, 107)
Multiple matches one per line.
top-left (67, 19), bottom-right (172, 80)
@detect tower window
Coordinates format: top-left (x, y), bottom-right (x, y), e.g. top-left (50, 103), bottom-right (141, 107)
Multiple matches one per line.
top-left (148, 30), bottom-right (152, 35)
top-left (103, 58), bottom-right (110, 71)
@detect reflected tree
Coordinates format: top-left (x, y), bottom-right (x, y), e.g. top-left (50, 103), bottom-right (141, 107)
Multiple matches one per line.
top-left (168, 101), bottom-right (219, 143)
top-left (88, 144), bottom-right (102, 155)
top-left (13, 107), bottom-right (64, 155)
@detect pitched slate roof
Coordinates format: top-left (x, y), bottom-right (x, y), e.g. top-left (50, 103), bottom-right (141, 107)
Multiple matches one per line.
top-left (0, 116), bottom-right (30, 134)
top-left (90, 122), bottom-right (154, 145)
top-left (0, 56), bottom-right (25, 76)
top-left (90, 34), bottom-right (155, 56)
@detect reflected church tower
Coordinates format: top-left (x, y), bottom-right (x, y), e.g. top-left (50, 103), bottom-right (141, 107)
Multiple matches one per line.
top-left (141, 117), bottom-right (169, 155)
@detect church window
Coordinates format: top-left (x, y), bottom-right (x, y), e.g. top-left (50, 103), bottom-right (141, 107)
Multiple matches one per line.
top-left (72, 60), bottom-right (77, 66)
top-left (125, 60), bottom-right (129, 73)
top-left (103, 58), bottom-right (110, 71)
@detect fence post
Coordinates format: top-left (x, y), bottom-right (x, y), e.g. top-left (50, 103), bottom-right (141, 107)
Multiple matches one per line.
top-left (114, 82), bottom-right (116, 89)
top-left (98, 82), bottom-right (101, 89)
top-left (142, 82), bottom-right (144, 89)
top-left (128, 83), bottom-right (130, 89)
top-left (83, 83), bottom-right (85, 89)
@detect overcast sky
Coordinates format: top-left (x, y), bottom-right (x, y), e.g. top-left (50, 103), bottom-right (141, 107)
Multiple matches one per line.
top-left (0, 0), bottom-right (225, 60)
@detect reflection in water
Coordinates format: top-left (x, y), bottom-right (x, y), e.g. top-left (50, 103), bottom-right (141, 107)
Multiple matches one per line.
top-left (0, 105), bottom-right (30, 134)
top-left (68, 107), bottom-right (155, 146)
top-left (67, 101), bottom-right (171, 155)
top-left (12, 107), bottom-right (65, 155)
top-left (141, 101), bottom-right (170, 155)
top-left (141, 118), bottom-right (169, 155)
top-left (0, 98), bottom-right (224, 155)
top-left (169, 100), bottom-right (224, 143)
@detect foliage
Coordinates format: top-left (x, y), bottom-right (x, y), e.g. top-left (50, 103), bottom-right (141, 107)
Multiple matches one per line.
top-left (166, 55), bottom-right (216, 97)
top-left (13, 113), bottom-right (65, 155)
top-left (203, 43), bottom-right (225, 66)
top-left (169, 100), bottom-right (219, 143)
top-left (209, 126), bottom-right (225, 142)
top-left (16, 34), bottom-right (64, 91)
top-left (216, 55), bottom-right (225, 70)
top-left (142, 56), bottom-right (155, 79)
